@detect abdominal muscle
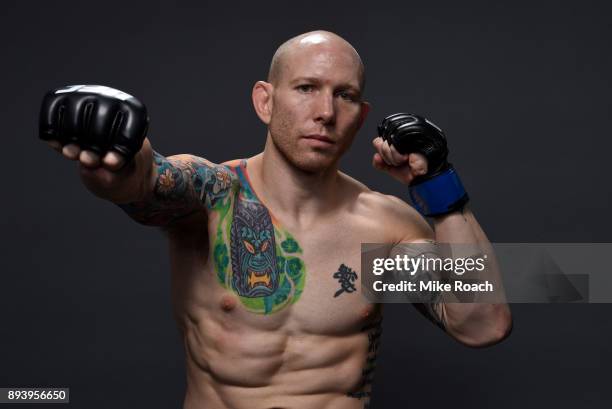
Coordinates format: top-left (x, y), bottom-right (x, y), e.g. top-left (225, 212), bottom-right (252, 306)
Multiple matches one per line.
top-left (168, 230), bottom-right (375, 409)
top-left (182, 312), bottom-right (369, 409)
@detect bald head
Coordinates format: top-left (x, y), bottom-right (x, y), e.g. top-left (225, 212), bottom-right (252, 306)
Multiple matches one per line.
top-left (267, 30), bottom-right (366, 92)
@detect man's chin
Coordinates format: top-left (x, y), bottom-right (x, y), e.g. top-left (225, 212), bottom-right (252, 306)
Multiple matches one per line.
top-left (291, 151), bottom-right (339, 174)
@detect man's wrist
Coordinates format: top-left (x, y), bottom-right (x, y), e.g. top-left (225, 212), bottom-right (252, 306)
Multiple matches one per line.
top-left (408, 166), bottom-right (469, 218)
top-left (431, 207), bottom-right (467, 224)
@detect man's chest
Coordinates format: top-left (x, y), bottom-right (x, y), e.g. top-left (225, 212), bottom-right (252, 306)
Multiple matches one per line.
top-left (201, 187), bottom-right (383, 332)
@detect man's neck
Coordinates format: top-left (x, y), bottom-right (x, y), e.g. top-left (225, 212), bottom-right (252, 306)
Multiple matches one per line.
top-left (247, 136), bottom-right (343, 229)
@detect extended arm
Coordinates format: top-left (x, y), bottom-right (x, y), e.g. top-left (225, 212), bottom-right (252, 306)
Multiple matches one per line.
top-left (38, 84), bottom-right (235, 230)
top-left (117, 150), bottom-right (235, 228)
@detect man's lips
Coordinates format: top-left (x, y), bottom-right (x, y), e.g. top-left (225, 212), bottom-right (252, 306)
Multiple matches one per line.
top-left (303, 134), bottom-right (334, 144)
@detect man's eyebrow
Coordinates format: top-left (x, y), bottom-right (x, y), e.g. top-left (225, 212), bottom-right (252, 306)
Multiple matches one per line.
top-left (290, 77), bottom-right (322, 84)
top-left (290, 77), bottom-right (362, 93)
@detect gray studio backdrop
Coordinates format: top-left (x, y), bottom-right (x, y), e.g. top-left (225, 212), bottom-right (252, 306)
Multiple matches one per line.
top-left (2, 0), bottom-right (611, 407)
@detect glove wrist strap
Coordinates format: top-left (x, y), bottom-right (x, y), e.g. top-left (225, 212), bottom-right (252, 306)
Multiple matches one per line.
top-left (408, 167), bottom-right (469, 217)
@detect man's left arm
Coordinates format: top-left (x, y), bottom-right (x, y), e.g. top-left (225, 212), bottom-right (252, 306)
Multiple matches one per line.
top-left (387, 204), bottom-right (512, 348)
top-left (373, 114), bottom-right (512, 347)
top-left (429, 206), bottom-right (512, 347)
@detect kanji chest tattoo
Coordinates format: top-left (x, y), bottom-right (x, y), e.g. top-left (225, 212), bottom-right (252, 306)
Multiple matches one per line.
top-left (333, 264), bottom-right (358, 297)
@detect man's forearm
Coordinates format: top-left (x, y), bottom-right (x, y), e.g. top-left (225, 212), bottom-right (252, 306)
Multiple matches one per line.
top-left (432, 206), bottom-right (512, 347)
top-left (115, 151), bottom-right (199, 227)
top-left (79, 138), bottom-right (155, 204)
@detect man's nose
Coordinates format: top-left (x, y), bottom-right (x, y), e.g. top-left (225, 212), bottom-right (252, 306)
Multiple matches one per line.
top-left (313, 92), bottom-right (336, 124)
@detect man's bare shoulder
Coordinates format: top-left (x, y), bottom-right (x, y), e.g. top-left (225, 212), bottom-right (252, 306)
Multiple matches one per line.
top-left (154, 155), bottom-right (241, 235)
top-left (221, 158), bottom-right (243, 168)
top-left (338, 172), bottom-right (433, 242)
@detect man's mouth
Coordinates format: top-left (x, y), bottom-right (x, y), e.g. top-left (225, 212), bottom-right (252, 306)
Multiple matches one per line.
top-left (303, 134), bottom-right (334, 144)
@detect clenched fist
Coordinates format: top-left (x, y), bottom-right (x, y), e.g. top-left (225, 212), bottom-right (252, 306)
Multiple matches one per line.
top-left (373, 113), bottom-right (468, 217)
top-left (39, 85), bottom-right (153, 203)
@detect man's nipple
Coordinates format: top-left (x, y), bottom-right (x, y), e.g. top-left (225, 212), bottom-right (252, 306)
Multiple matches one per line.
top-left (220, 294), bottom-right (237, 312)
top-left (360, 304), bottom-right (375, 320)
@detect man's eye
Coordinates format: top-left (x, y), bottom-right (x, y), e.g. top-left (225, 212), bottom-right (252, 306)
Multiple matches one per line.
top-left (297, 84), bottom-right (314, 93)
top-left (338, 91), bottom-right (356, 101)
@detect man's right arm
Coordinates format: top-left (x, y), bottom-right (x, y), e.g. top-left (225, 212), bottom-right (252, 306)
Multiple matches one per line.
top-left (115, 147), bottom-right (235, 228)
top-left (39, 84), bottom-right (235, 230)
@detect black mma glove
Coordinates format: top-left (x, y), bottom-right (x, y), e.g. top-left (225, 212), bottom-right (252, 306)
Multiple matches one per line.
top-left (378, 113), bottom-right (469, 217)
top-left (39, 85), bottom-right (149, 163)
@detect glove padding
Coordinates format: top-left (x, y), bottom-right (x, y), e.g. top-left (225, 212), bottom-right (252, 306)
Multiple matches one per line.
top-left (377, 113), bottom-right (449, 178)
top-left (39, 85), bottom-right (149, 161)
top-left (377, 113), bottom-right (469, 216)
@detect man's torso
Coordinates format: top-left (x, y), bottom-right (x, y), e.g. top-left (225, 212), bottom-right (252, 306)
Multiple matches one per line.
top-left (166, 159), bottom-right (416, 409)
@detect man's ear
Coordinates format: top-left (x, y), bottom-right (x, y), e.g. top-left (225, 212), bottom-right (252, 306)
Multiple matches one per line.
top-left (357, 101), bottom-right (371, 129)
top-left (252, 81), bottom-right (274, 125)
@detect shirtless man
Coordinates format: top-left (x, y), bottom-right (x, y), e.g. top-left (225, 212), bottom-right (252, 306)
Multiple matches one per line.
top-left (40, 31), bottom-right (512, 409)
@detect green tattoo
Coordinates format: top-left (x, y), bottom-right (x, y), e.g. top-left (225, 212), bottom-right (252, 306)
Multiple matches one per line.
top-left (120, 155), bottom-right (306, 314)
top-left (213, 160), bottom-right (306, 314)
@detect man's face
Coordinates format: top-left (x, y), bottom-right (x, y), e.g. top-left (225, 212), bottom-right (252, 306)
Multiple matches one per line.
top-left (268, 43), bottom-right (368, 173)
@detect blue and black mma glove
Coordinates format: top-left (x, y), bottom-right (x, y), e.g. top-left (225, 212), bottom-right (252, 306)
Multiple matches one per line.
top-left (377, 113), bottom-right (469, 217)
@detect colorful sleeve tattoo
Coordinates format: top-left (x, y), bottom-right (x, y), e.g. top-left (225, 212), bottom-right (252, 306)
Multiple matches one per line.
top-left (117, 151), bottom-right (235, 227)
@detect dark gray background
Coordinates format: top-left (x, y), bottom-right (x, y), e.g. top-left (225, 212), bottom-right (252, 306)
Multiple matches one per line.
top-left (2, 0), bottom-right (611, 407)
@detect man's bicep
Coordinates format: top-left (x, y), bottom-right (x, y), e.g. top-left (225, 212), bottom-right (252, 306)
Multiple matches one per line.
top-left (390, 239), bottom-right (448, 331)
top-left (383, 193), bottom-right (434, 243)
top-left (382, 195), bottom-right (446, 328)
top-left (118, 151), bottom-right (235, 227)
top-left (162, 153), bottom-right (235, 209)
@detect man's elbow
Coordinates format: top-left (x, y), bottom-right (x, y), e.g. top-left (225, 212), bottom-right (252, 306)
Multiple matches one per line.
top-left (450, 306), bottom-right (513, 348)
top-left (465, 316), bottom-right (512, 348)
